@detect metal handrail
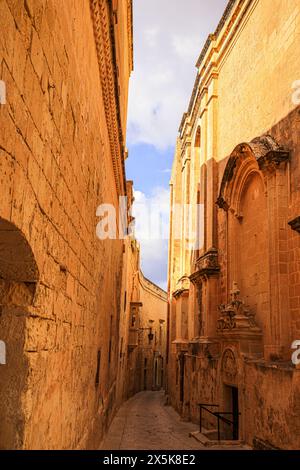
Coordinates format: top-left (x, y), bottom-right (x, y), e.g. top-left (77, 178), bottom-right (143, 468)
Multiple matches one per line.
top-left (198, 403), bottom-right (219, 433)
top-left (215, 411), bottom-right (241, 440)
top-left (198, 403), bottom-right (240, 441)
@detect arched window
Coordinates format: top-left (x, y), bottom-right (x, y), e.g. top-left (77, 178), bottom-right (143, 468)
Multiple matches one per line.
top-left (194, 126), bottom-right (201, 149)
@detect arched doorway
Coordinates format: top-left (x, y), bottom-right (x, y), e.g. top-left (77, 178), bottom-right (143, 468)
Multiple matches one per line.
top-left (0, 218), bottom-right (39, 449)
top-left (221, 348), bottom-right (240, 440)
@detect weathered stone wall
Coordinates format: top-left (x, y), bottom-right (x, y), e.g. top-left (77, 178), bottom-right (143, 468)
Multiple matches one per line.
top-left (268, 106), bottom-right (300, 341)
top-left (116, 234), bottom-right (140, 405)
top-left (0, 0), bottom-right (132, 449)
top-left (217, 0), bottom-right (300, 159)
top-left (168, 0), bottom-right (300, 449)
top-left (244, 362), bottom-right (300, 450)
top-left (216, 0), bottom-right (300, 347)
top-left (176, 354), bottom-right (300, 450)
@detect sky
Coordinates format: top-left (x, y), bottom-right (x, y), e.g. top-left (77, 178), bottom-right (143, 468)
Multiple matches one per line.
top-left (126, 0), bottom-right (228, 290)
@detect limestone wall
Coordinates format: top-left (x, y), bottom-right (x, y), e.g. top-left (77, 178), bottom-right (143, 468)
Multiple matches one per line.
top-left (117, 236), bottom-right (140, 404)
top-left (244, 362), bottom-right (300, 450)
top-left (217, 0), bottom-right (300, 160)
top-left (168, 0), bottom-right (300, 449)
top-left (0, 0), bottom-right (132, 449)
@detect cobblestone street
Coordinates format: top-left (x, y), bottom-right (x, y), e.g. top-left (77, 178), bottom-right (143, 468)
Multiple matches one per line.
top-left (101, 391), bottom-right (202, 450)
top-left (101, 391), bottom-right (251, 450)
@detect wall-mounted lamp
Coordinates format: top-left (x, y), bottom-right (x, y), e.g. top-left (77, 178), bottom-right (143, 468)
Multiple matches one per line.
top-left (148, 329), bottom-right (154, 342)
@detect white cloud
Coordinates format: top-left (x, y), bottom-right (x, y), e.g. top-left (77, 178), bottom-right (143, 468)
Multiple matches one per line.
top-left (172, 34), bottom-right (201, 62)
top-left (127, 0), bottom-right (228, 150)
top-left (132, 187), bottom-right (170, 289)
top-left (127, 0), bottom-right (229, 287)
top-left (144, 27), bottom-right (159, 47)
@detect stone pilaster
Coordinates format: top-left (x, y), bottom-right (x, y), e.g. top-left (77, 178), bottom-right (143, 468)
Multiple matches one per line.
top-left (258, 149), bottom-right (291, 359)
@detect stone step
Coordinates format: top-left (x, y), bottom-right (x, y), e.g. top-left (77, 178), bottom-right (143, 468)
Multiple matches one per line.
top-left (189, 430), bottom-right (251, 449)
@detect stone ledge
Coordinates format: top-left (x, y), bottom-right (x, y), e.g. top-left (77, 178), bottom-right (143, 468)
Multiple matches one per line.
top-left (244, 357), bottom-right (295, 372)
top-left (189, 430), bottom-right (247, 448)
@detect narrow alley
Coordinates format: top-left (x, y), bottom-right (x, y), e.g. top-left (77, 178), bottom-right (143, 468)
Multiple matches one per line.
top-left (101, 392), bottom-right (250, 451)
top-left (1, 0), bottom-right (300, 455)
top-left (101, 391), bottom-right (203, 450)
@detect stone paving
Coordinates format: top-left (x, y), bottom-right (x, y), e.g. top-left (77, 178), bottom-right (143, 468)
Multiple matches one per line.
top-left (101, 391), bottom-right (251, 450)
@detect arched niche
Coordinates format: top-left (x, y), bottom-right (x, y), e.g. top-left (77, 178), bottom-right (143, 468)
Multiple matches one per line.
top-left (190, 126), bottom-right (205, 262)
top-left (216, 136), bottom-right (284, 341)
top-left (194, 126), bottom-right (201, 152)
top-left (0, 218), bottom-right (39, 449)
top-left (217, 135), bottom-right (291, 360)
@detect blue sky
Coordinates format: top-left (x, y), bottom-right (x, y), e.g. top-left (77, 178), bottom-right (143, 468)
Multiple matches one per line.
top-left (126, 0), bottom-right (228, 290)
top-left (126, 144), bottom-right (173, 195)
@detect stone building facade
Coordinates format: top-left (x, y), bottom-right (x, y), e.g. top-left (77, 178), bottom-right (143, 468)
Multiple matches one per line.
top-left (126, 264), bottom-right (167, 397)
top-left (0, 0), bottom-right (136, 449)
top-left (167, 0), bottom-right (300, 449)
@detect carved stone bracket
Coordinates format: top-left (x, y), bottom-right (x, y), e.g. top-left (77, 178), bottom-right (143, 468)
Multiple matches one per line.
top-left (193, 247), bottom-right (220, 279)
top-left (288, 216), bottom-right (300, 233)
top-left (188, 338), bottom-right (220, 361)
top-left (172, 288), bottom-right (189, 300)
top-left (217, 282), bottom-right (260, 332)
top-left (173, 276), bottom-right (190, 299)
top-left (257, 149), bottom-right (290, 172)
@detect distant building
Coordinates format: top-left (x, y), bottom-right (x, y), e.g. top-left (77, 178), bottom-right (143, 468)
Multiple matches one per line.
top-left (120, 232), bottom-right (167, 398)
top-left (167, 0), bottom-right (300, 449)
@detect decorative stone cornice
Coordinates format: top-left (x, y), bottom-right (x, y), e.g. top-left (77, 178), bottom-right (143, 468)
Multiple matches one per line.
top-left (288, 217), bottom-right (300, 233)
top-left (217, 135), bottom-right (290, 211)
top-left (172, 288), bottom-right (189, 300)
top-left (257, 149), bottom-right (290, 172)
top-left (178, 0), bottom-right (246, 135)
top-left (189, 271), bottom-right (202, 287)
top-left (195, 0), bottom-right (236, 68)
top-left (139, 271), bottom-right (168, 302)
top-left (127, 0), bottom-right (134, 72)
top-left (193, 248), bottom-right (220, 279)
top-left (90, 0), bottom-right (126, 195)
top-left (172, 276), bottom-right (190, 298)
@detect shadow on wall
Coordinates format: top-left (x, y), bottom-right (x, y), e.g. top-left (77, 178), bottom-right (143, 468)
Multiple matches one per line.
top-left (0, 217), bottom-right (39, 449)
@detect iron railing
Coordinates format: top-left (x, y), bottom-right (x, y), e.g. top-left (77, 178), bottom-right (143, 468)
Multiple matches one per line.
top-left (198, 403), bottom-right (240, 441)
